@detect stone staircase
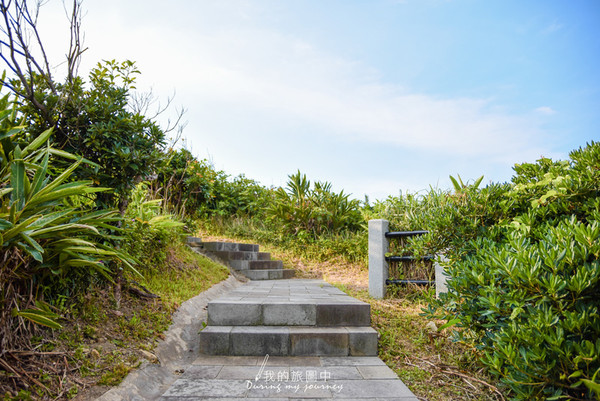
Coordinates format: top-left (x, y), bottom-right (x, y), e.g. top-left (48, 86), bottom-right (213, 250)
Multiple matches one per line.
top-left (187, 237), bottom-right (294, 280)
top-left (199, 279), bottom-right (378, 357)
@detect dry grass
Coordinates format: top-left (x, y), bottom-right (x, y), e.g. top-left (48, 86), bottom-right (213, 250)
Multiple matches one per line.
top-left (200, 233), bottom-right (369, 289)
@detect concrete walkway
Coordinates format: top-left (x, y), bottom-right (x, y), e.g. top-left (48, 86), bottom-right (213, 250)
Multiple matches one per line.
top-left (160, 354), bottom-right (418, 400)
top-left (159, 280), bottom-right (418, 400)
top-left (199, 280), bottom-right (377, 357)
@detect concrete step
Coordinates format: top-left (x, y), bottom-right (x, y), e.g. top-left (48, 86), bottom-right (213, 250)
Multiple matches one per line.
top-left (211, 250), bottom-right (271, 262)
top-left (207, 298), bottom-right (369, 327)
top-left (241, 269), bottom-right (295, 281)
top-left (186, 237), bottom-right (202, 246)
top-left (229, 259), bottom-right (283, 271)
top-left (201, 241), bottom-right (259, 252)
top-left (186, 239), bottom-right (294, 281)
top-left (199, 326), bottom-right (377, 357)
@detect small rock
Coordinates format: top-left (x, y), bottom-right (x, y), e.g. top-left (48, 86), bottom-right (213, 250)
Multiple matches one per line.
top-left (425, 321), bottom-right (438, 333)
top-left (139, 349), bottom-right (159, 363)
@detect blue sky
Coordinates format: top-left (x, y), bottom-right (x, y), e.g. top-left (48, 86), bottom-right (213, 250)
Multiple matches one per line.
top-left (39, 0), bottom-right (600, 200)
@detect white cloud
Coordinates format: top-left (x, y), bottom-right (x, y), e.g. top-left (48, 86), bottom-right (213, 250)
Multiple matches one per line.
top-left (37, 1), bottom-right (552, 166)
top-left (166, 25), bottom-right (550, 165)
top-left (32, 0), bottom-right (561, 197)
top-left (535, 106), bottom-right (557, 115)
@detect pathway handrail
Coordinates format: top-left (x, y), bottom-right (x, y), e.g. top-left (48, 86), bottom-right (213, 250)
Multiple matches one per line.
top-left (368, 219), bottom-right (447, 299)
top-left (385, 230), bottom-right (429, 238)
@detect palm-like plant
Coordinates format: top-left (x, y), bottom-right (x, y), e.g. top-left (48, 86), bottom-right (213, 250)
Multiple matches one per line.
top-left (0, 96), bottom-right (136, 355)
top-left (267, 171), bottom-right (362, 238)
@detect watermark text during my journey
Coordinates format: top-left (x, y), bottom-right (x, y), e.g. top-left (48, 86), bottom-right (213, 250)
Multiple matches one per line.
top-left (246, 354), bottom-right (344, 394)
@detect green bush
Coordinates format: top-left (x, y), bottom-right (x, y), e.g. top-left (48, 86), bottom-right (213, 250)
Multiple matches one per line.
top-left (199, 170), bottom-right (368, 264)
top-left (466, 218), bottom-right (600, 400)
top-left (156, 148), bottom-right (270, 218)
top-left (267, 171), bottom-right (363, 239)
top-left (122, 182), bottom-right (185, 270)
top-left (15, 60), bottom-right (167, 211)
top-left (0, 98), bottom-right (135, 354)
top-left (372, 182), bottom-right (508, 261)
top-left (420, 142), bottom-right (600, 400)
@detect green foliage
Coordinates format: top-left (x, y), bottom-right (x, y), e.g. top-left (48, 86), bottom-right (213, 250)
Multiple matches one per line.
top-left (467, 219), bottom-right (600, 400)
top-left (0, 98), bottom-right (136, 352)
top-left (15, 60), bottom-right (166, 210)
top-left (267, 170), bottom-right (363, 239)
top-left (411, 142), bottom-right (600, 400)
top-left (372, 182), bottom-right (508, 259)
top-left (156, 148), bottom-right (269, 218)
top-left (13, 300), bottom-right (63, 330)
top-left (449, 174), bottom-right (484, 193)
top-left (199, 170), bottom-right (368, 265)
top-left (122, 182), bottom-right (186, 270)
top-left (127, 182), bottom-right (184, 230)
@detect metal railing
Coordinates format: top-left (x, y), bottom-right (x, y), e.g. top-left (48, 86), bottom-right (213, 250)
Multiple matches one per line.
top-left (384, 230), bottom-right (433, 286)
top-left (368, 219), bottom-right (448, 299)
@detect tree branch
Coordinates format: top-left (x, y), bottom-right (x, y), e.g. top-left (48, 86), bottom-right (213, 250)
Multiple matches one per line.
top-left (66, 0), bottom-right (86, 84)
top-left (0, 0), bottom-right (53, 123)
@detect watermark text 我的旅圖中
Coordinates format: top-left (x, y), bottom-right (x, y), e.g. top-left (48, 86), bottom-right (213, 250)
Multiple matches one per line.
top-left (246, 354), bottom-right (344, 394)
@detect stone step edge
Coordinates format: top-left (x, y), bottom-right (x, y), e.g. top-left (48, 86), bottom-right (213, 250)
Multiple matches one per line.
top-left (199, 326), bottom-right (377, 357)
top-left (199, 241), bottom-right (260, 252)
top-left (207, 299), bottom-right (369, 327)
top-left (229, 260), bottom-right (283, 270)
top-left (186, 236), bottom-right (202, 245)
top-left (186, 237), bottom-right (295, 280)
top-left (241, 269), bottom-right (295, 281)
top-left (187, 245), bottom-right (294, 281)
top-left (210, 250), bottom-right (272, 261)
top-left (186, 237), bottom-right (260, 252)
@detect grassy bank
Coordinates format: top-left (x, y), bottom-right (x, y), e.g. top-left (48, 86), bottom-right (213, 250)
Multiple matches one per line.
top-left (2, 242), bottom-right (228, 401)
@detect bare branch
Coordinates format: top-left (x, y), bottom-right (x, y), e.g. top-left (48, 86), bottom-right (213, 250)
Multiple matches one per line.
top-left (20, 0), bottom-right (55, 87)
top-left (66, 0), bottom-right (86, 83)
top-left (1, 0), bottom-right (30, 94)
top-left (0, 0), bottom-right (52, 123)
top-left (130, 88), bottom-right (188, 147)
top-left (0, 0), bottom-right (85, 128)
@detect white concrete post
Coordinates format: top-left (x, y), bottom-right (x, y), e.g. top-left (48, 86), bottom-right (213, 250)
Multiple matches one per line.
top-left (368, 219), bottom-right (389, 299)
top-left (434, 255), bottom-right (449, 298)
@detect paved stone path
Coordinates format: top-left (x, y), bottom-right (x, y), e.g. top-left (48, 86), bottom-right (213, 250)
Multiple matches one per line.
top-left (159, 355), bottom-right (418, 400)
top-left (200, 280), bottom-right (377, 357)
top-left (159, 279), bottom-right (418, 400)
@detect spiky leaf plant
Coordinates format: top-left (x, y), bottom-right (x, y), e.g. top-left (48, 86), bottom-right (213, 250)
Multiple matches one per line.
top-left (0, 96), bottom-right (136, 355)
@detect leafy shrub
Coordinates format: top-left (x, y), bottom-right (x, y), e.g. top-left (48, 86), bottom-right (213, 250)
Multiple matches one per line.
top-left (0, 100), bottom-right (135, 354)
top-left (463, 218), bottom-right (600, 400)
top-left (122, 182), bottom-right (185, 270)
top-left (267, 171), bottom-right (363, 239)
top-left (197, 171), bottom-right (368, 265)
top-left (372, 181), bottom-right (509, 261)
top-left (419, 142), bottom-right (600, 400)
top-left (156, 148), bottom-right (269, 218)
top-left (15, 60), bottom-right (167, 211)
